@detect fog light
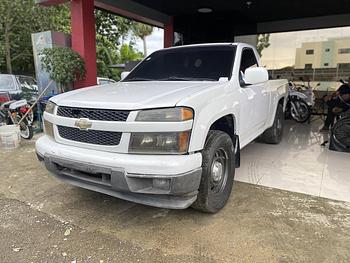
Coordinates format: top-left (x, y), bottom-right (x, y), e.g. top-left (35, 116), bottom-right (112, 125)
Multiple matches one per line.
top-left (43, 119), bottom-right (54, 139)
top-left (153, 178), bottom-right (170, 190)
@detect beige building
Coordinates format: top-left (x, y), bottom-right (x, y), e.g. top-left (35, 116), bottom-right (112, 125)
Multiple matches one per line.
top-left (295, 38), bottom-right (350, 69)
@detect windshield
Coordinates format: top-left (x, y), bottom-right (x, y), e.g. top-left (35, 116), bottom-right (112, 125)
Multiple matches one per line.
top-left (123, 45), bottom-right (236, 82)
top-left (0, 75), bottom-right (15, 91)
top-left (16, 76), bottom-right (38, 91)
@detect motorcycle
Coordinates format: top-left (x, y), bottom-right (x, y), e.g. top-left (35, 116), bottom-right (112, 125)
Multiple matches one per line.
top-left (0, 97), bottom-right (34, 140)
top-left (285, 81), bottom-right (312, 123)
top-left (329, 109), bottom-right (350, 152)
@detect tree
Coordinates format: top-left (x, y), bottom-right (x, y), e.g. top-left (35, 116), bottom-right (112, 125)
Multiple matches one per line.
top-left (96, 35), bottom-right (119, 78)
top-left (105, 43), bottom-right (144, 81)
top-left (132, 23), bottom-right (153, 56)
top-left (95, 9), bottom-right (134, 49)
top-left (256, 34), bottom-right (271, 58)
top-left (119, 44), bottom-right (144, 63)
top-left (0, 0), bottom-right (70, 74)
top-left (94, 9), bottom-right (138, 79)
top-left (0, 1), bottom-right (143, 78)
top-left (40, 47), bottom-right (85, 92)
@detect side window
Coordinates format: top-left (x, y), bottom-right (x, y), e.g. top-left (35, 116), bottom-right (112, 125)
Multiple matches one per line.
top-left (239, 48), bottom-right (258, 86)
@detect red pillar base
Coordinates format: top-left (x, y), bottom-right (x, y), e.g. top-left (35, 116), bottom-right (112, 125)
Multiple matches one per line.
top-left (71, 0), bottom-right (97, 88)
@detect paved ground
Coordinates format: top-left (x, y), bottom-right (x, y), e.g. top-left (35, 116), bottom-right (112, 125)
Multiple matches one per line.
top-left (236, 119), bottom-right (350, 202)
top-left (1, 134), bottom-right (350, 263)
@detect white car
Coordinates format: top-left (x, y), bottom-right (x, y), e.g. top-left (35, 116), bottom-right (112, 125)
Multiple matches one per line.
top-left (36, 43), bottom-right (288, 213)
top-left (97, 77), bottom-right (117, 85)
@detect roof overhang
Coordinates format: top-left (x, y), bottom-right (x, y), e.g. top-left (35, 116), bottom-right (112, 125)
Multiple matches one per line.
top-left (37, 0), bottom-right (350, 41)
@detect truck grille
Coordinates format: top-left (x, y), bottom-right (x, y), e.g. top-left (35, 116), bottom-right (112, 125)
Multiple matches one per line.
top-left (57, 106), bottom-right (130, 122)
top-left (57, 126), bottom-right (122, 146)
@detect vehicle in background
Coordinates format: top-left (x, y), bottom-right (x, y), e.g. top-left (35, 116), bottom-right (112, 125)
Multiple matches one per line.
top-left (36, 43), bottom-right (288, 213)
top-left (286, 81), bottom-right (313, 123)
top-left (293, 79), bottom-right (318, 108)
top-left (0, 74), bottom-right (38, 121)
top-left (0, 74), bottom-right (38, 101)
top-left (0, 92), bottom-right (34, 140)
top-left (97, 77), bottom-right (117, 85)
top-left (330, 110), bottom-right (350, 152)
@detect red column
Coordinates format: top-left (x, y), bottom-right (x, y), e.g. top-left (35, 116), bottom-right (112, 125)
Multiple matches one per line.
top-left (164, 17), bottom-right (174, 48)
top-left (71, 0), bottom-right (97, 88)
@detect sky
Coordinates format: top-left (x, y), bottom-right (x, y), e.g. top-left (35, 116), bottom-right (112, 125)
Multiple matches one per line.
top-left (133, 26), bottom-right (350, 69)
top-left (134, 27), bottom-right (163, 56)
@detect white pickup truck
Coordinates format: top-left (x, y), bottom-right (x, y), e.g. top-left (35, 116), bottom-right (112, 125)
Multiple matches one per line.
top-left (36, 43), bottom-right (288, 213)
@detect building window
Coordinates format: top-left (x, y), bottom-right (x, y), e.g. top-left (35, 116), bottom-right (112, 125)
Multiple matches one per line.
top-left (324, 63), bottom-right (329, 66)
top-left (306, 49), bottom-right (314, 55)
top-left (338, 63), bottom-right (350, 70)
top-left (325, 48), bottom-right (330, 52)
top-left (305, 64), bottom-right (313, 69)
top-left (338, 48), bottom-right (350, 54)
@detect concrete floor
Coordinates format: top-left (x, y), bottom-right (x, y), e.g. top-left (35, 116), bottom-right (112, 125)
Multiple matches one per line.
top-left (236, 119), bottom-right (350, 202)
top-left (1, 121), bottom-right (350, 262)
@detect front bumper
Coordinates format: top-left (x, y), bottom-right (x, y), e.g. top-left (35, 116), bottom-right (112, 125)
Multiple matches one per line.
top-left (36, 135), bottom-right (202, 209)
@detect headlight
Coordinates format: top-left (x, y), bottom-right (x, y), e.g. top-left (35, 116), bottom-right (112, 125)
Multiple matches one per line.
top-left (43, 119), bottom-right (54, 139)
top-left (129, 131), bottom-right (190, 154)
top-left (45, 101), bottom-right (56, 114)
top-left (136, 107), bottom-right (193, 122)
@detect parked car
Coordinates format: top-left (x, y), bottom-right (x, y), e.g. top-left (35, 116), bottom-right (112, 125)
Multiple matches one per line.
top-left (97, 77), bottom-right (117, 85)
top-left (0, 74), bottom-right (37, 122)
top-left (0, 74), bottom-right (38, 102)
top-left (36, 43), bottom-right (288, 213)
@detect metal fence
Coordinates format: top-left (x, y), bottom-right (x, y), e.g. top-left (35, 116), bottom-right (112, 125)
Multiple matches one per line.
top-left (268, 68), bottom-right (350, 82)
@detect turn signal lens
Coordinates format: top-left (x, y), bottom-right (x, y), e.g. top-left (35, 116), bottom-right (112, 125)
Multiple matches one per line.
top-left (180, 108), bottom-right (194, 121)
top-left (178, 130), bottom-right (190, 153)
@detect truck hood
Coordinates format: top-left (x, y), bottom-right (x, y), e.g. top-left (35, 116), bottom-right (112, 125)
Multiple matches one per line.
top-left (51, 81), bottom-right (223, 110)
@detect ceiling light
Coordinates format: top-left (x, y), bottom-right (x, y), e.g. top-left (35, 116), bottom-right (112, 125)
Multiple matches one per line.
top-left (198, 7), bottom-right (213, 13)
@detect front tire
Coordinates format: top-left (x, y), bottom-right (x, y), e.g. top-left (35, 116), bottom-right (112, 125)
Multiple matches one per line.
top-left (290, 99), bottom-right (310, 123)
top-left (192, 130), bottom-right (235, 213)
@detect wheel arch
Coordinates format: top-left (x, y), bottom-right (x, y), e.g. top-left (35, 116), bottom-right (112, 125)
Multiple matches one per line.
top-left (206, 114), bottom-right (240, 168)
top-left (209, 114), bottom-right (237, 142)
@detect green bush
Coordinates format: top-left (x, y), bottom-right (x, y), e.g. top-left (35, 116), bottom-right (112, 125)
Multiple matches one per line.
top-left (40, 47), bottom-right (86, 91)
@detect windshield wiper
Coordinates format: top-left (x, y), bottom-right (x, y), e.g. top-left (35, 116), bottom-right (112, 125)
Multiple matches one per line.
top-left (159, 76), bottom-right (217, 81)
top-left (124, 77), bottom-right (155, 82)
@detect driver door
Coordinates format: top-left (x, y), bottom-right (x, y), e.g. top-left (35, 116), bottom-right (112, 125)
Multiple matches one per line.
top-left (238, 48), bottom-right (269, 142)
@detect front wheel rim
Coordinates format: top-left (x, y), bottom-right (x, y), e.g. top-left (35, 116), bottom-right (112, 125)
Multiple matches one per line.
top-left (291, 102), bottom-right (309, 121)
top-left (20, 123), bottom-right (30, 138)
top-left (210, 148), bottom-right (229, 194)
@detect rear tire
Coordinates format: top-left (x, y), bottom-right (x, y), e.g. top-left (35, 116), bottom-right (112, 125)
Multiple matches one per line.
top-left (192, 130), bottom-right (235, 213)
top-left (16, 116), bottom-right (33, 140)
top-left (260, 104), bottom-right (284, 144)
top-left (330, 115), bottom-right (350, 152)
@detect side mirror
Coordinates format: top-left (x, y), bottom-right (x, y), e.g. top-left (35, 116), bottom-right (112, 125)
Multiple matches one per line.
top-left (244, 67), bottom-right (269, 85)
top-left (120, 71), bottom-right (130, 80)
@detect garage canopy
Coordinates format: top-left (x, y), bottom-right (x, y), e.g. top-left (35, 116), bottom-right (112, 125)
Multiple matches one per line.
top-left (36, 0), bottom-right (350, 87)
top-left (95, 0), bottom-right (350, 43)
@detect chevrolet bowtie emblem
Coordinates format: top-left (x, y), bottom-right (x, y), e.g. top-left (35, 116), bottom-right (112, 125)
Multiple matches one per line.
top-left (74, 118), bottom-right (92, 130)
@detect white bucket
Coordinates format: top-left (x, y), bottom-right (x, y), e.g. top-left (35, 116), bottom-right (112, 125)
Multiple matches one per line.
top-left (0, 124), bottom-right (21, 149)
